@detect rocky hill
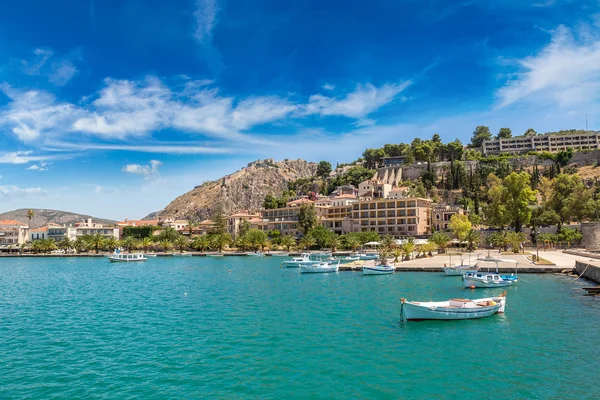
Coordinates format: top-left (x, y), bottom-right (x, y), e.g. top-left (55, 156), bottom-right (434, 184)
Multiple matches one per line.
top-left (159, 159), bottom-right (317, 221)
top-left (0, 208), bottom-right (117, 228)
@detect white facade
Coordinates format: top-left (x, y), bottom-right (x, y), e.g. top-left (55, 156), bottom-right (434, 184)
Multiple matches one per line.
top-left (0, 220), bottom-right (29, 246)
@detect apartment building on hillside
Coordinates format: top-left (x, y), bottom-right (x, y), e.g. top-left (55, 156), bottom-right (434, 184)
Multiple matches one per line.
top-left (431, 204), bottom-right (464, 232)
top-left (481, 131), bottom-right (600, 155)
top-left (0, 220), bottom-right (29, 247)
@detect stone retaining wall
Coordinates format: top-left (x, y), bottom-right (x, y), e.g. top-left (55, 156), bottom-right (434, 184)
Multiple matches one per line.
top-left (575, 260), bottom-right (600, 284)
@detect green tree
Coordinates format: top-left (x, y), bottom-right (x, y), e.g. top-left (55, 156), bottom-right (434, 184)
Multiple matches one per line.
top-left (191, 235), bottom-right (210, 252)
top-left (524, 128), bottom-right (537, 136)
top-left (267, 230), bottom-right (281, 245)
top-left (174, 236), bottom-right (189, 252)
top-left (299, 235), bottom-right (316, 250)
top-left (506, 231), bottom-right (526, 253)
top-left (362, 148), bottom-right (386, 169)
top-left (158, 226), bottom-right (180, 241)
top-left (121, 236), bottom-right (139, 252)
top-left (483, 173), bottom-right (511, 227)
top-left (400, 238), bottom-right (415, 261)
top-left (58, 238), bottom-right (72, 253)
top-left (140, 237), bottom-right (154, 252)
top-left (430, 231), bottom-right (451, 253)
top-left (85, 233), bottom-right (107, 253)
top-left (263, 194), bottom-right (279, 210)
top-left (502, 172), bottom-right (537, 232)
top-left (549, 174), bottom-right (579, 228)
top-left (27, 209), bottom-right (35, 228)
top-left (449, 214), bottom-right (472, 244)
top-left (308, 226), bottom-right (334, 248)
top-left (210, 233), bottom-right (232, 252)
top-left (316, 161), bottom-right (332, 179)
top-left (73, 238), bottom-right (89, 253)
top-left (280, 235), bottom-right (296, 251)
top-left (246, 229), bottom-right (268, 251)
top-left (470, 125), bottom-right (492, 148)
top-left (497, 127), bottom-right (512, 139)
top-left (381, 234), bottom-right (396, 250)
top-left (557, 227), bottom-right (582, 248)
top-left (211, 205), bottom-right (227, 234)
top-left (239, 220), bottom-right (251, 237)
top-left (159, 239), bottom-right (173, 251)
top-left (298, 203), bottom-right (318, 235)
top-left (343, 234), bottom-right (361, 251)
top-left (328, 235), bottom-right (341, 252)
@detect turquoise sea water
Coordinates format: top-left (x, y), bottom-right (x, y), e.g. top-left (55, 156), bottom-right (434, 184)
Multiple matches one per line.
top-left (1, 256), bottom-right (599, 399)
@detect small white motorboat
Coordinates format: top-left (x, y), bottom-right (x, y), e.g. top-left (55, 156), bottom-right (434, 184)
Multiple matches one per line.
top-left (299, 260), bottom-right (340, 274)
top-left (206, 253), bottom-right (224, 257)
top-left (172, 253), bottom-right (193, 257)
top-left (246, 251), bottom-right (264, 257)
top-left (270, 252), bottom-right (290, 257)
top-left (362, 265), bottom-right (395, 275)
top-left (282, 253), bottom-right (320, 268)
top-left (462, 272), bottom-right (516, 288)
top-left (401, 291), bottom-right (507, 321)
top-left (108, 253), bottom-right (147, 262)
top-left (337, 256), bottom-right (360, 264)
top-left (356, 253), bottom-right (379, 261)
top-left (145, 254), bottom-right (157, 257)
top-left (443, 264), bottom-right (479, 276)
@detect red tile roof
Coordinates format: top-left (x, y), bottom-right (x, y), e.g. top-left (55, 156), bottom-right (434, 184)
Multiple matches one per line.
top-left (0, 219), bottom-right (26, 226)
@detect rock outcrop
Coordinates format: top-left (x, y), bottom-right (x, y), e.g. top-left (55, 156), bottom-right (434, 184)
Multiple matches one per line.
top-left (0, 208), bottom-right (116, 228)
top-left (158, 159), bottom-right (317, 221)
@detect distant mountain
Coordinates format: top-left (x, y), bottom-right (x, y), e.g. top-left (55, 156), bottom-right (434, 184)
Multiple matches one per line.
top-left (142, 210), bottom-right (162, 220)
top-left (158, 158), bottom-right (317, 221)
top-left (0, 208), bottom-right (117, 228)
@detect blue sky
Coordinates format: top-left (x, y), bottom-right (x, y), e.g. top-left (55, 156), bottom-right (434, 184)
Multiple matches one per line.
top-left (1, 0), bottom-right (600, 220)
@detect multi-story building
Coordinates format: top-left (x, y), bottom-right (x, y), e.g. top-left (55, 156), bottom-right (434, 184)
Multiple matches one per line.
top-left (227, 211), bottom-right (260, 238)
top-left (382, 156), bottom-right (405, 167)
top-left (358, 179), bottom-right (392, 199)
top-left (351, 198), bottom-right (432, 236)
top-left (431, 204), bottom-right (464, 232)
top-left (258, 199), bottom-right (328, 236)
top-left (47, 224), bottom-right (77, 242)
top-left (0, 220), bottom-right (29, 246)
top-left (30, 227), bottom-right (48, 241)
top-left (117, 219), bottom-right (159, 237)
top-left (387, 187), bottom-right (409, 199)
top-left (330, 185), bottom-right (359, 197)
top-left (481, 131), bottom-right (600, 155)
top-left (321, 195), bottom-right (359, 235)
top-left (74, 219), bottom-right (119, 239)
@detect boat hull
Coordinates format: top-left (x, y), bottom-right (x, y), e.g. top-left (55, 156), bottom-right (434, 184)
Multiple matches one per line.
top-left (443, 267), bottom-right (479, 276)
top-left (108, 258), bottom-right (147, 262)
top-left (363, 266), bottom-right (394, 275)
top-left (402, 302), bottom-right (502, 320)
top-left (299, 265), bottom-right (339, 273)
top-left (463, 278), bottom-right (515, 288)
top-left (282, 261), bottom-right (319, 268)
top-left (270, 253), bottom-right (290, 257)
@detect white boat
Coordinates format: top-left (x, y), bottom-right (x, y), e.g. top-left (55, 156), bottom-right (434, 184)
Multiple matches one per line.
top-left (270, 252), bottom-right (290, 257)
top-left (108, 253), bottom-right (147, 262)
top-left (363, 265), bottom-right (395, 275)
top-left (443, 264), bottom-right (479, 276)
top-left (206, 253), bottom-right (224, 257)
top-left (299, 260), bottom-right (340, 274)
top-left (401, 292), bottom-right (507, 321)
top-left (246, 251), bottom-right (264, 257)
top-left (145, 254), bottom-right (157, 257)
top-left (476, 256), bottom-right (520, 283)
top-left (173, 253), bottom-right (193, 257)
top-left (337, 256), bottom-right (360, 264)
top-left (462, 272), bottom-right (516, 288)
top-left (282, 253), bottom-right (320, 268)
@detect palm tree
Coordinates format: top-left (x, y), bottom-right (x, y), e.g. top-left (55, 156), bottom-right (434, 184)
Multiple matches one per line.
top-left (85, 233), bottom-right (107, 253)
top-left (105, 236), bottom-right (119, 252)
top-left (159, 239), bottom-right (173, 252)
top-left (121, 236), bottom-right (139, 252)
top-left (73, 238), bottom-right (88, 253)
top-left (158, 227), bottom-right (179, 241)
top-left (328, 235), bottom-right (341, 252)
top-left (236, 235), bottom-right (252, 251)
top-left (211, 233), bottom-right (232, 253)
top-left (381, 234), bottom-right (396, 250)
top-left (58, 238), bottom-right (72, 253)
top-left (430, 231), bottom-right (451, 254)
top-left (343, 235), bottom-right (361, 251)
top-left (377, 246), bottom-right (390, 264)
top-left (392, 248), bottom-right (403, 263)
top-left (299, 235), bottom-right (316, 250)
top-left (7, 244), bottom-right (14, 254)
top-left (139, 237), bottom-right (154, 252)
top-left (420, 241), bottom-right (437, 257)
top-left (192, 235), bottom-right (210, 252)
top-left (19, 241), bottom-right (29, 254)
top-left (174, 236), bottom-right (189, 253)
top-left (27, 209), bottom-right (35, 228)
top-left (465, 229), bottom-right (480, 252)
top-left (506, 231), bottom-right (525, 253)
top-left (280, 235), bottom-right (296, 252)
top-left (400, 240), bottom-right (415, 261)
top-left (37, 238), bottom-right (57, 253)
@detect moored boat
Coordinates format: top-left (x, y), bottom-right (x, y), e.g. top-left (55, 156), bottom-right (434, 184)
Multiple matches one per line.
top-left (401, 291), bottom-right (507, 321)
top-left (206, 253), bottom-right (224, 257)
top-left (443, 264), bottom-right (479, 276)
top-left (246, 251), bottom-right (264, 257)
top-left (108, 253), bottom-right (147, 262)
top-left (363, 265), bottom-right (395, 275)
top-left (282, 253), bottom-right (320, 268)
top-left (299, 260), bottom-right (340, 274)
top-left (172, 253), bottom-right (193, 257)
top-left (337, 256), bottom-right (360, 264)
top-left (353, 253), bottom-right (379, 261)
top-left (462, 272), bottom-right (516, 288)
top-left (270, 252), bottom-right (290, 257)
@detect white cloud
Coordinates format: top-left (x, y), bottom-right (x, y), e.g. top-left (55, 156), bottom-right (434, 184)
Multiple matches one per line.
top-left (496, 25), bottom-right (600, 108)
top-left (0, 185), bottom-right (46, 199)
top-left (231, 97), bottom-right (298, 130)
top-left (47, 141), bottom-right (234, 155)
top-left (194, 0), bottom-right (219, 43)
top-left (323, 83), bottom-right (335, 91)
top-left (20, 48), bottom-right (78, 86)
top-left (0, 151), bottom-right (58, 165)
top-left (122, 160), bottom-right (162, 177)
top-left (26, 162), bottom-right (51, 171)
top-left (304, 81), bottom-right (411, 119)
